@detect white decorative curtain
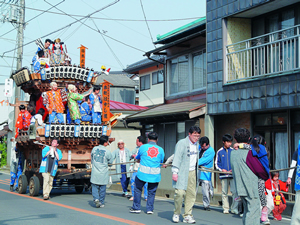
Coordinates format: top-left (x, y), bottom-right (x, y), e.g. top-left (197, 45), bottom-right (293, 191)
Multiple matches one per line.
top-left (275, 132), bottom-right (289, 181)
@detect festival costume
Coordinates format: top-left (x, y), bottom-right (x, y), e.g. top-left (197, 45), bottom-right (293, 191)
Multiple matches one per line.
top-left (91, 144), bottom-right (113, 205)
top-left (67, 93), bottom-right (84, 124)
top-left (50, 47), bottom-right (66, 65)
top-left (80, 102), bottom-right (92, 122)
top-left (291, 141), bottom-right (300, 224)
top-left (32, 47), bottom-right (51, 72)
top-left (265, 178), bottom-right (288, 221)
top-left (132, 142), bottom-right (164, 212)
top-left (131, 146), bottom-right (148, 200)
top-left (15, 110), bottom-right (32, 138)
top-left (39, 146), bottom-right (62, 197)
top-left (89, 93), bottom-right (102, 124)
top-left (46, 90), bottom-right (65, 123)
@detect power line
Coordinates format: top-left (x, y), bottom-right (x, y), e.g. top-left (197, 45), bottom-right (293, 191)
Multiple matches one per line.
top-left (0, 0), bottom-right (65, 38)
top-left (2, 0), bottom-right (121, 56)
top-left (91, 18), bottom-right (124, 69)
top-left (43, 0), bottom-right (145, 53)
top-left (139, 0), bottom-right (155, 47)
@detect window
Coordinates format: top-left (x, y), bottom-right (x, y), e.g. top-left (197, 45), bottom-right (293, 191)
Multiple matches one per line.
top-left (192, 50), bottom-right (206, 90)
top-left (168, 50), bottom-right (206, 96)
top-left (140, 74), bottom-right (150, 91)
top-left (170, 55), bottom-right (189, 94)
top-left (152, 70), bottom-right (164, 85)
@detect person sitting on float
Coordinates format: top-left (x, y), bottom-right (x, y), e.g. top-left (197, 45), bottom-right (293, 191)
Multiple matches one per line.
top-left (80, 96), bottom-right (92, 123)
top-left (46, 82), bottom-right (65, 124)
top-left (67, 84), bottom-right (92, 124)
top-left (15, 104), bottom-right (32, 138)
top-left (89, 86), bottom-right (102, 125)
top-left (32, 38), bottom-right (52, 72)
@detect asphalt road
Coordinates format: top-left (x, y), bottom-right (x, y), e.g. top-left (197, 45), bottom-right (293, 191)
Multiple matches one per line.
top-left (0, 171), bottom-right (291, 225)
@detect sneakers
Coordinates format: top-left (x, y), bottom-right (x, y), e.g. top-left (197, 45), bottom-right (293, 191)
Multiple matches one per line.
top-left (235, 196), bottom-right (241, 202)
top-left (204, 206), bottom-right (211, 211)
top-left (261, 207), bottom-right (268, 222)
top-left (261, 219), bottom-right (270, 225)
top-left (43, 195), bottom-right (49, 200)
top-left (183, 215), bottom-right (196, 224)
top-left (122, 192), bottom-right (129, 197)
top-left (231, 210), bottom-right (239, 215)
top-left (172, 214), bottom-right (179, 223)
top-left (99, 204), bottom-right (105, 208)
top-left (94, 199), bottom-right (100, 208)
top-left (129, 208), bottom-right (141, 213)
top-left (223, 210), bottom-right (229, 214)
top-left (147, 211), bottom-right (153, 214)
top-left (10, 185), bottom-right (13, 192)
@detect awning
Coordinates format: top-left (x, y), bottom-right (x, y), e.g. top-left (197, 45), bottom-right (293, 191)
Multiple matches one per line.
top-left (125, 101), bottom-right (206, 125)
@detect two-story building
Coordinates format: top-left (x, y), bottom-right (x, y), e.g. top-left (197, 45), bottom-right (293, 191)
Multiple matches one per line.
top-left (125, 18), bottom-right (207, 159)
top-left (206, 0), bottom-right (300, 188)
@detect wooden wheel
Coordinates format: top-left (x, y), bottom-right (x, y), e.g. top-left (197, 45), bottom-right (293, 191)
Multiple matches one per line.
top-left (29, 176), bottom-right (40, 196)
top-left (18, 175), bottom-right (28, 194)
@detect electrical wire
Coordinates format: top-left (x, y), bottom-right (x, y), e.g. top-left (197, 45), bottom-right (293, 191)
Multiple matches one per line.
top-left (139, 0), bottom-right (155, 47)
top-left (63, 17), bottom-right (89, 41)
top-left (2, 0), bottom-right (121, 56)
top-left (0, 0), bottom-right (65, 38)
top-left (43, 0), bottom-right (145, 53)
top-left (91, 18), bottom-right (124, 69)
top-left (0, 1), bottom-right (202, 22)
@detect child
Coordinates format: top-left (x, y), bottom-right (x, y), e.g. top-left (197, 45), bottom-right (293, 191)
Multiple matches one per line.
top-left (80, 96), bottom-right (92, 123)
top-left (265, 172), bottom-right (289, 221)
top-left (89, 86), bottom-right (102, 124)
top-left (15, 104), bottom-right (32, 138)
top-left (238, 135), bottom-right (270, 223)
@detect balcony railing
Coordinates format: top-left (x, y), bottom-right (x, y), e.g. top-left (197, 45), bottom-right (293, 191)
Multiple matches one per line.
top-left (226, 24), bottom-right (300, 83)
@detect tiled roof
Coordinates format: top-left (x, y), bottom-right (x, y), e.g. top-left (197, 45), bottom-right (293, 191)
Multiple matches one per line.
top-left (94, 72), bottom-right (137, 87)
top-left (124, 55), bottom-right (165, 73)
top-left (110, 100), bottom-right (148, 111)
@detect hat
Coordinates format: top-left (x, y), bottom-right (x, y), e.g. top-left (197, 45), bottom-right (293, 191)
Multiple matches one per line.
top-left (118, 140), bottom-right (124, 144)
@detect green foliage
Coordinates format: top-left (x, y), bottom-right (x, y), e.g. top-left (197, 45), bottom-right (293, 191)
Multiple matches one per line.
top-left (0, 137), bottom-right (7, 167)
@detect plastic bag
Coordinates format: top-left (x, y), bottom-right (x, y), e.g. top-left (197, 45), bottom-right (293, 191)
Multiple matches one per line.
top-left (266, 189), bottom-right (274, 213)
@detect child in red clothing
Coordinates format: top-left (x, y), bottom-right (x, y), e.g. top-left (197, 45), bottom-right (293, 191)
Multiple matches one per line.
top-left (265, 171), bottom-right (289, 221)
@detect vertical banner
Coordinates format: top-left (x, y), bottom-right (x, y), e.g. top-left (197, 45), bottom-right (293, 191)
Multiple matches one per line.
top-left (77, 45), bottom-right (88, 67)
top-left (101, 80), bottom-right (113, 122)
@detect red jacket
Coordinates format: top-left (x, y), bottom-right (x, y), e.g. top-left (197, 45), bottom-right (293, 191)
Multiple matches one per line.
top-left (265, 178), bottom-right (289, 204)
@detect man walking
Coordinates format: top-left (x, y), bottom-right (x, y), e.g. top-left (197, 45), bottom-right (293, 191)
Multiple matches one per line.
top-left (215, 134), bottom-right (239, 214)
top-left (39, 138), bottom-right (62, 200)
top-left (90, 135), bottom-right (113, 208)
top-left (172, 126), bottom-right (201, 224)
top-left (231, 128), bottom-right (260, 225)
top-left (198, 136), bottom-right (215, 211)
top-left (130, 132), bottom-right (164, 214)
top-left (129, 136), bottom-right (148, 201)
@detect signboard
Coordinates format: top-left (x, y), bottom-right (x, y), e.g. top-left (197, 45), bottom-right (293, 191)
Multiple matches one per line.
top-left (101, 80), bottom-right (113, 122)
top-left (78, 45), bottom-right (88, 68)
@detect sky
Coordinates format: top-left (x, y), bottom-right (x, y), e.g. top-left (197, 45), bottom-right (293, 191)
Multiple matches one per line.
top-left (0, 0), bottom-right (206, 83)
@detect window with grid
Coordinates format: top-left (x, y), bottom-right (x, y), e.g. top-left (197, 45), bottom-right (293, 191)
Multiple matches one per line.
top-left (152, 70), bottom-right (164, 85)
top-left (192, 50), bottom-right (206, 90)
top-left (140, 74), bottom-right (150, 91)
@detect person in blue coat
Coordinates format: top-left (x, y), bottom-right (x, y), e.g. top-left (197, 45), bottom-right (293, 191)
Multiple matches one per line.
top-left (80, 96), bottom-right (92, 123)
top-left (130, 132), bottom-right (164, 214)
top-left (39, 138), bottom-right (62, 200)
top-left (198, 136), bottom-right (215, 211)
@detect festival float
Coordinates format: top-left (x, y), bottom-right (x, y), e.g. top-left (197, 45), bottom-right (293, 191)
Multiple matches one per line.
top-left (10, 38), bottom-right (121, 196)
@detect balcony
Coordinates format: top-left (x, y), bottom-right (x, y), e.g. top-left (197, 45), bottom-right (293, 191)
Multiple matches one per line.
top-left (226, 25), bottom-right (300, 83)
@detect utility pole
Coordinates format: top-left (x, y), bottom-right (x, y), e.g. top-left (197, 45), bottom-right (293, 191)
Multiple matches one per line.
top-left (7, 0), bottom-right (25, 167)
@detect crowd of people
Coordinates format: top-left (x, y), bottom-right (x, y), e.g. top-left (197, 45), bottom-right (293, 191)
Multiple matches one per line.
top-left (10, 124), bottom-right (300, 224)
top-left (89, 126), bottom-right (300, 224)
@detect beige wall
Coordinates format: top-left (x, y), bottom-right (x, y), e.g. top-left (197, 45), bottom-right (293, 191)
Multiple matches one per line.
top-left (109, 127), bottom-right (140, 153)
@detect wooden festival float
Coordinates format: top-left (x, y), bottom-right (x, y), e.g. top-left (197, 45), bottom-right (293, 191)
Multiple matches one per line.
top-left (10, 44), bottom-right (121, 196)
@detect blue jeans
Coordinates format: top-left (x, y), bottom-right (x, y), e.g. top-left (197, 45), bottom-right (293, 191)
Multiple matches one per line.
top-left (132, 176), bottom-right (158, 212)
top-left (49, 112), bottom-right (64, 124)
top-left (10, 165), bottom-right (23, 186)
top-left (92, 112), bottom-right (101, 124)
top-left (91, 183), bottom-right (106, 205)
top-left (120, 165), bottom-right (129, 193)
top-left (131, 171), bottom-right (148, 199)
top-left (72, 119), bottom-right (81, 124)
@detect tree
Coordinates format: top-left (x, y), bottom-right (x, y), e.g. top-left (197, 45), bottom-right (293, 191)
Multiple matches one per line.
top-left (0, 137), bottom-right (7, 167)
